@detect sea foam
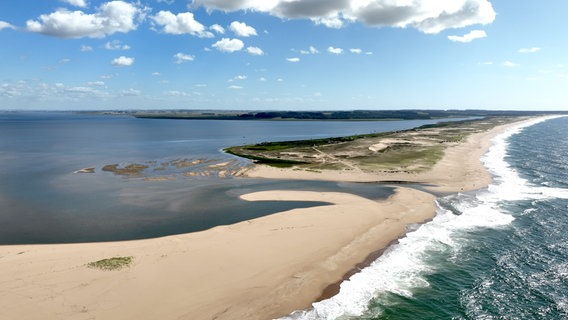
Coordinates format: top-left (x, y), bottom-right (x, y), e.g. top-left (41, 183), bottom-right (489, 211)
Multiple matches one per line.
top-left (279, 116), bottom-right (567, 320)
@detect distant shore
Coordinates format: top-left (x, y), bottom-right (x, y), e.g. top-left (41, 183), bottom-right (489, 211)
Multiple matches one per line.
top-left (0, 118), bottom-right (530, 320)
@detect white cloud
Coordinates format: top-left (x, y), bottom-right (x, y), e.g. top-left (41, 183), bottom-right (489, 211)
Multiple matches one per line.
top-left (111, 56), bottom-right (134, 66)
top-left (88, 81), bottom-right (106, 86)
top-left (121, 88), bottom-right (141, 96)
top-left (287, 57), bottom-right (300, 62)
top-left (191, 0), bottom-right (496, 34)
top-left (504, 61), bottom-right (519, 68)
top-left (230, 75), bottom-right (247, 81)
top-left (313, 16), bottom-right (344, 29)
top-left (26, 1), bottom-right (143, 38)
top-left (151, 11), bottom-right (213, 37)
top-left (65, 86), bottom-right (100, 94)
top-left (448, 29), bottom-right (487, 43)
top-left (80, 44), bottom-right (93, 52)
top-left (229, 21), bottom-right (257, 37)
top-left (246, 46), bottom-right (264, 55)
top-left (212, 38), bottom-right (244, 52)
top-left (519, 47), bottom-right (541, 53)
top-left (173, 52), bottom-right (195, 64)
top-left (300, 46), bottom-right (319, 54)
top-left (164, 90), bottom-right (191, 97)
top-left (104, 40), bottom-right (130, 50)
top-left (62, 0), bottom-right (88, 8)
top-left (0, 21), bottom-right (16, 31)
top-left (210, 24), bottom-right (225, 34)
top-left (152, 72), bottom-right (161, 76)
top-left (350, 48), bottom-right (362, 54)
top-left (259, 77), bottom-right (267, 81)
top-left (228, 85), bottom-right (243, 89)
top-left (328, 46), bottom-right (343, 54)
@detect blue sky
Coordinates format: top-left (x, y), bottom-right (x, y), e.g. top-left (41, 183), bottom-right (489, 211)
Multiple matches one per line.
top-left (0, 0), bottom-right (566, 111)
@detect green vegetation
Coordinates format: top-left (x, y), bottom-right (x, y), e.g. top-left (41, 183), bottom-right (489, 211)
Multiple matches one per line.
top-left (120, 109), bottom-right (562, 121)
top-left (225, 117), bottom-right (525, 173)
top-left (225, 148), bottom-right (309, 168)
top-left (87, 256), bottom-right (134, 271)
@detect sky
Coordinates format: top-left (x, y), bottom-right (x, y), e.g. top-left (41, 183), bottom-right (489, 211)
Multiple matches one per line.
top-left (0, 0), bottom-right (566, 111)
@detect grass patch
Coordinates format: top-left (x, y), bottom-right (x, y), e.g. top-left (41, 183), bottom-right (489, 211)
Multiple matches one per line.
top-left (87, 256), bottom-right (133, 271)
top-left (224, 148), bottom-right (309, 167)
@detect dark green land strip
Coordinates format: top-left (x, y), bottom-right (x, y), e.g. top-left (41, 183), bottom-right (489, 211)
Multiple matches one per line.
top-left (123, 109), bottom-right (564, 121)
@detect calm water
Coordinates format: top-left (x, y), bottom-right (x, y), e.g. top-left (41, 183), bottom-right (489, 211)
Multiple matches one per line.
top-left (284, 116), bottom-right (568, 320)
top-left (0, 112), bottom-right (454, 244)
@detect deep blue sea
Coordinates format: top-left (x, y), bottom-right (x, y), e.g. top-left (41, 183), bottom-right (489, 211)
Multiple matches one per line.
top-left (0, 112), bottom-right (458, 244)
top-left (284, 116), bottom-right (568, 320)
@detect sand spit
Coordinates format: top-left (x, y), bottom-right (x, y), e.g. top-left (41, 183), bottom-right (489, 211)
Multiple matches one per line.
top-left (0, 188), bottom-right (434, 320)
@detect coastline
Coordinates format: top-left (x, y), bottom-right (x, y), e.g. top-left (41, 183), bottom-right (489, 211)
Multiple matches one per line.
top-left (241, 120), bottom-right (522, 194)
top-left (0, 118), bottom-right (530, 320)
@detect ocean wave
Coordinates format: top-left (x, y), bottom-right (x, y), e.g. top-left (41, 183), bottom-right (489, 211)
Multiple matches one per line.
top-left (279, 116), bottom-right (567, 320)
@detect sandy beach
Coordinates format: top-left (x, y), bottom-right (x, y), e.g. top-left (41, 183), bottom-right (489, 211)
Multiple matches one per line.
top-left (0, 119), bottom-right (524, 320)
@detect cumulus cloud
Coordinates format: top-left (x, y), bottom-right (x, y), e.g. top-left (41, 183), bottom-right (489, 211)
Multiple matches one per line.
top-left (0, 21), bottom-right (16, 31)
top-left (328, 46), bottom-right (343, 54)
top-left (229, 21), bottom-right (257, 37)
top-left (111, 56), bottom-right (134, 66)
top-left (210, 23), bottom-right (225, 34)
top-left (104, 40), bottom-right (130, 50)
top-left (151, 11), bottom-right (213, 37)
top-left (448, 29), bottom-right (487, 42)
top-left (230, 75), bottom-right (247, 81)
top-left (191, 0), bottom-right (496, 33)
top-left (212, 38), bottom-right (244, 52)
top-left (173, 52), bottom-right (195, 64)
top-left (62, 0), bottom-right (88, 8)
top-left (80, 44), bottom-right (93, 51)
top-left (228, 85), bottom-right (243, 89)
top-left (26, 1), bottom-right (144, 38)
top-left (300, 46), bottom-right (319, 54)
top-left (350, 48), bottom-right (362, 54)
top-left (519, 47), bottom-right (540, 53)
top-left (287, 57), bottom-right (300, 62)
top-left (246, 46), bottom-right (264, 55)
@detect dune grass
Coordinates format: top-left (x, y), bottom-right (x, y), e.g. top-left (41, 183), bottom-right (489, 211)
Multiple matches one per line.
top-left (87, 256), bottom-right (134, 271)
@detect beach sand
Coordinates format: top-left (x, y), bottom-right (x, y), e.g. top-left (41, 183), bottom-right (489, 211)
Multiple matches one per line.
top-left (0, 120), bottom-right (523, 320)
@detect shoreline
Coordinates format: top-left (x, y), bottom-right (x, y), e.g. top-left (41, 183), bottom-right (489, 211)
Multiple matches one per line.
top-left (0, 118), bottom-right (533, 320)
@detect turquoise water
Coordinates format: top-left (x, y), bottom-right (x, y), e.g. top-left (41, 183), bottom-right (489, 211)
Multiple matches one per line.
top-left (0, 112), bottom-right (456, 244)
top-left (284, 116), bottom-right (568, 319)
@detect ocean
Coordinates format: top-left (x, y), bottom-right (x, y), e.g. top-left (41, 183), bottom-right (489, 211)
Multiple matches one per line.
top-left (283, 116), bottom-right (568, 320)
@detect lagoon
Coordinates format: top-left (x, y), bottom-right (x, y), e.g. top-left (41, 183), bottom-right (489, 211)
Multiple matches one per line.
top-left (0, 112), bottom-right (464, 244)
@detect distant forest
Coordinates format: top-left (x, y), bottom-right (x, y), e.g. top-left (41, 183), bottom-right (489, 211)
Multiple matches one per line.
top-left (127, 109), bottom-right (565, 121)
